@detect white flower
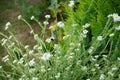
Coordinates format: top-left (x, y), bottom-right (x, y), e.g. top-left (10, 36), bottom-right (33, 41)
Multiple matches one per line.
top-left (45, 36), bottom-right (55, 43)
top-left (109, 33), bottom-right (114, 37)
top-left (41, 52), bottom-right (52, 61)
top-left (57, 21), bottom-right (65, 28)
top-left (29, 68), bottom-right (36, 73)
top-left (29, 58), bottom-right (35, 66)
top-left (97, 36), bottom-right (103, 41)
top-left (13, 60), bottom-right (17, 64)
top-left (49, 26), bottom-right (54, 30)
top-left (108, 13), bottom-right (120, 22)
top-left (83, 29), bottom-right (88, 34)
top-left (55, 73), bottom-right (61, 79)
top-left (82, 23), bottom-right (90, 28)
top-left (34, 34), bottom-right (38, 40)
top-left (8, 35), bottom-right (12, 40)
top-left (112, 67), bottom-right (118, 71)
top-left (33, 45), bottom-right (38, 49)
top-left (29, 50), bottom-right (34, 55)
top-left (81, 33), bottom-right (87, 38)
top-left (32, 77), bottom-right (38, 80)
top-left (88, 47), bottom-right (94, 54)
top-left (18, 15), bottom-right (22, 20)
top-left (115, 26), bottom-right (120, 31)
top-left (1, 39), bottom-right (7, 46)
top-left (81, 66), bottom-right (87, 71)
top-left (45, 38), bottom-right (51, 43)
top-left (30, 30), bottom-right (34, 34)
top-left (117, 57), bottom-right (120, 61)
top-left (99, 74), bottom-right (106, 80)
top-left (2, 55), bottom-right (9, 62)
top-left (5, 22), bottom-right (11, 30)
top-left (24, 45), bottom-right (29, 49)
top-left (108, 71), bottom-right (114, 76)
top-left (17, 58), bottom-right (24, 64)
top-left (43, 21), bottom-right (49, 25)
top-left (45, 15), bottom-right (51, 19)
top-left (68, 0), bottom-right (75, 7)
top-left (31, 16), bottom-right (35, 20)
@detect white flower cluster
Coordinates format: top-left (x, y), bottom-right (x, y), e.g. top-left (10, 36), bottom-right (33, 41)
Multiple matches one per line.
top-left (115, 26), bottom-right (120, 31)
top-left (82, 23), bottom-right (90, 28)
top-left (31, 16), bottom-right (35, 20)
top-left (41, 52), bottom-right (52, 61)
top-left (108, 13), bottom-right (120, 22)
top-left (45, 36), bottom-right (55, 43)
top-left (45, 15), bottom-right (51, 19)
top-left (97, 36), bottom-right (103, 41)
top-left (57, 21), bottom-right (65, 28)
top-left (68, 0), bottom-right (75, 7)
top-left (18, 15), bottom-right (22, 20)
top-left (5, 22), bottom-right (11, 30)
top-left (2, 55), bottom-right (9, 62)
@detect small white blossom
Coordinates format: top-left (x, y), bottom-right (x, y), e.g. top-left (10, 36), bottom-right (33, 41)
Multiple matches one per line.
top-left (5, 22), bottom-right (11, 30)
top-left (1, 39), bottom-right (7, 46)
top-left (49, 26), bottom-right (54, 30)
top-left (29, 68), bottom-right (36, 73)
top-left (82, 23), bottom-right (90, 28)
top-left (7, 75), bottom-right (11, 78)
top-left (30, 30), bottom-right (34, 34)
top-left (13, 60), bottom-right (17, 64)
top-left (55, 73), bottom-right (61, 79)
top-left (17, 58), bottom-right (24, 64)
top-left (108, 71), bottom-right (114, 76)
top-left (45, 15), bottom-right (51, 19)
top-left (43, 21), bottom-right (49, 25)
top-left (68, 0), bottom-right (75, 7)
top-left (57, 21), bottom-right (65, 28)
top-left (108, 13), bottom-right (120, 22)
top-left (31, 16), bottom-right (35, 20)
top-left (24, 45), bottom-right (29, 49)
top-left (29, 58), bottom-right (35, 66)
top-left (115, 26), bottom-right (120, 31)
top-left (33, 45), bottom-right (38, 49)
top-left (32, 77), bottom-right (38, 80)
top-left (41, 52), bottom-right (52, 61)
top-left (81, 66), bottom-right (87, 71)
top-left (109, 33), bottom-right (114, 37)
top-left (2, 55), bottom-right (9, 62)
top-left (117, 57), bottom-right (120, 61)
top-left (8, 35), bottom-right (12, 40)
top-left (88, 47), bottom-right (94, 54)
top-left (34, 34), bottom-right (38, 40)
top-left (83, 29), bottom-right (88, 34)
top-left (99, 74), bottom-right (106, 80)
top-left (45, 38), bottom-right (51, 43)
top-left (97, 36), bottom-right (103, 41)
top-left (112, 67), bottom-right (118, 71)
top-left (18, 15), bottom-right (22, 20)
top-left (29, 50), bottom-right (34, 55)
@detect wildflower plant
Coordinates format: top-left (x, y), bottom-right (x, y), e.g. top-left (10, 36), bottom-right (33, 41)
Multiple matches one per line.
top-left (0, 0), bottom-right (120, 80)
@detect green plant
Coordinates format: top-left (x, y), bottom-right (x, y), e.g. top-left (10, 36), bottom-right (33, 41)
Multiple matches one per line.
top-left (0, 0), bottom-right (120, 80)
